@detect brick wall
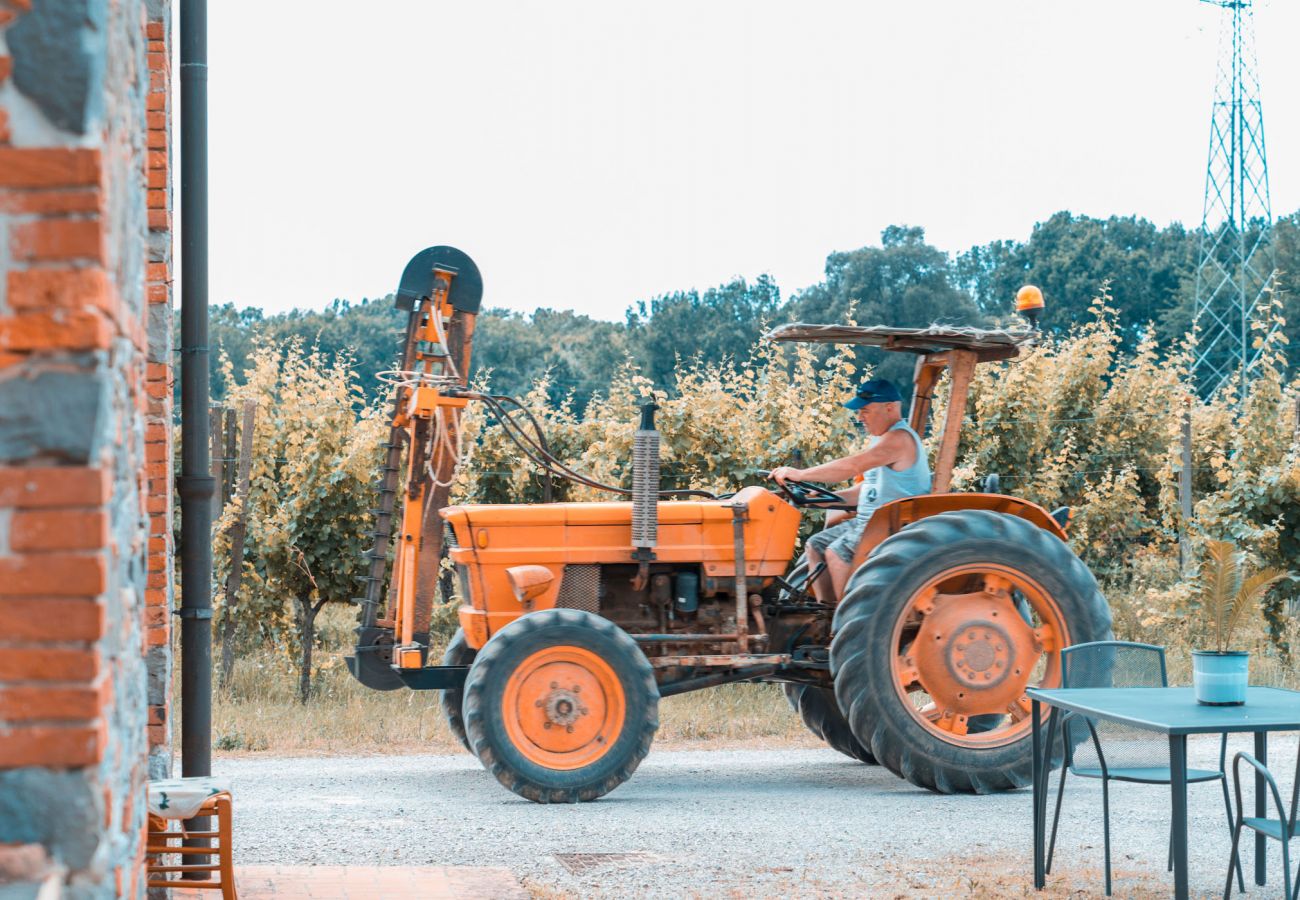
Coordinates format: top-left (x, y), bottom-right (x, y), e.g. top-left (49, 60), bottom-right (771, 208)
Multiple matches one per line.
top-left (0, 0), bottom-right (173, 896)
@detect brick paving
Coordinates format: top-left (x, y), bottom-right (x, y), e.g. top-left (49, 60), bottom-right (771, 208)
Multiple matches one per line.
top-left (170, 865), bottom-right (527, 899)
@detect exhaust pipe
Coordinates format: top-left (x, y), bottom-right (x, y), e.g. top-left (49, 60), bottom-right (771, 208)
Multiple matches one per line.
top-left (631, 403), bottom-right (659, 588)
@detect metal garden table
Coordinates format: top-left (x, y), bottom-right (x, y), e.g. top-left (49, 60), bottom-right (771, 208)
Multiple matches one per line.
top-left (1029, 686), bottom-right (1300, 899)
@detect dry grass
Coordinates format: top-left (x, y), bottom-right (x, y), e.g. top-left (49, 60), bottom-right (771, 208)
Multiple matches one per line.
top-left (201, 639), bottom-right (815, 757)
top-left (200, 609), bottom-right (1300, 757)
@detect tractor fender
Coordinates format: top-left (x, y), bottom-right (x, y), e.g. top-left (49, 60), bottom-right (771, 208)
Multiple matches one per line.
top-left (848, 493), bottom-right (1068, 573)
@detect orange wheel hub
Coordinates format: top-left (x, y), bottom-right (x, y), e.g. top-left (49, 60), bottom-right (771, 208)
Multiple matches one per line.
top-left (501, 645), bottom-right (625, 770)
top-left (892, 565), bottom-right (1066, 748)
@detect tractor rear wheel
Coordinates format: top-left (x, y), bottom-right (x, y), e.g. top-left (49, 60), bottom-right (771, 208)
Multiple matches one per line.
top-left (831, 510), bottom-right (1111, 794)
top-left (783, 683), bottom-right (876, 764)
top-left (463, 608), bottom-right (659, 803)
top-left (779, 556), bottom-right (875, 764)
top-left (440, 628), bottom-right (476, 753)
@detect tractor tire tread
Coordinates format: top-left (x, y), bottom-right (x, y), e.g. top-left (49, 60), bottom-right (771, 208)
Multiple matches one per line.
top-left (463, 608), bottom-right (659, 803)
top-left (831, 510), bottom-right (1112, 794)
top-left (440, 628), bottom-right (476, 754)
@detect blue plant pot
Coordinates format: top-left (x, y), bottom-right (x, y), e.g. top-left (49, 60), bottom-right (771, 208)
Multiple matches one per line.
top-left (1193, 650), bottom-right (1249, 705)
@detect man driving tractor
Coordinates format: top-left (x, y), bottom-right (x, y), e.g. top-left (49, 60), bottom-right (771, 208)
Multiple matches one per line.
top-left (770, 378), bottom-right (931, 605)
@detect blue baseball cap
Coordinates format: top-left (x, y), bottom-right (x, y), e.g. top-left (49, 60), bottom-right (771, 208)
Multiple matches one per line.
top-left (844, 379), bottom-right (902, 410)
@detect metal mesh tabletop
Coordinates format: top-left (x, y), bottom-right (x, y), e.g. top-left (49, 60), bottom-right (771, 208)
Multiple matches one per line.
top-left (1029, 686), bottom-right (1300, 734)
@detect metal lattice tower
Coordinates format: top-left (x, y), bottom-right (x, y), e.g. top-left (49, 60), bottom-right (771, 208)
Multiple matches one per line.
top-left (1193, 0), bottom-right (1275, 399)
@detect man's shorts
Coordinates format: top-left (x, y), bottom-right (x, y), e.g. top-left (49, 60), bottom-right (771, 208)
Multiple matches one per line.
top-left (805, 516), bottom-right (867, 564)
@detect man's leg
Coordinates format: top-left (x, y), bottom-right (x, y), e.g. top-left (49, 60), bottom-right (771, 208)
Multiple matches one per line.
top-left (826, 551), bottom-right (853, 600)
top-left (805, 543), bottom-right (836, 606)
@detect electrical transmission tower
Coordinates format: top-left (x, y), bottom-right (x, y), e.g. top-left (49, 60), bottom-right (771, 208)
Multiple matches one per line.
top-left (1193, 0), bottom-right (1275, 399)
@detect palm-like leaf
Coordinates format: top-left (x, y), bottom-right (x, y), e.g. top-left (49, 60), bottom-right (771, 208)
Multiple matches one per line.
top-left (1196, 540), bottom-right (1240, 652)
top-left (1223, 567), bottom-right (1291, 652)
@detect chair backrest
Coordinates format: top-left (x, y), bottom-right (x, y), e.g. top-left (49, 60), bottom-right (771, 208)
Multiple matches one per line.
top-left (1061, 641), bottom-right (1168, 773)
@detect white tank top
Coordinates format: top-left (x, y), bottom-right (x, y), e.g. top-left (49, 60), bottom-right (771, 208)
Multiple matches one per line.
top-left (855, 420), bottom-right (932, 522)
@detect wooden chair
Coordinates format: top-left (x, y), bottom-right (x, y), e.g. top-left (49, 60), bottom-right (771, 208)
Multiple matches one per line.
top-left (146, 790), bottom-right (237, 899)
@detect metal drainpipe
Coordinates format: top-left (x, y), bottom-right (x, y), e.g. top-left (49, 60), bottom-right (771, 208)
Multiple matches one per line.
top-left (178, 0), bottom-right (213, 789)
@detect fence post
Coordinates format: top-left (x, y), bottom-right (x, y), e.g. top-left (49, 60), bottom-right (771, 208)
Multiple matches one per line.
top-left (218, 400), bottom-right (257, 687)
top-left (209, 406), bottom-right (224, 520)
top-left (1179, 407), bottom-right (1193, 571)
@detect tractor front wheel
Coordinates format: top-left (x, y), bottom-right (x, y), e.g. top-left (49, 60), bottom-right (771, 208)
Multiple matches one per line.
top-left (831, 510), bottom-right (1111, 794)
top-left (463, 608), bottom-right (659, 803)
top-left (440, 628), bottom-right (476, 753)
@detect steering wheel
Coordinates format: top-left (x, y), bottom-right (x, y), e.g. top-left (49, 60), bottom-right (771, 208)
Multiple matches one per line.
top-left (760, 471), bottom-right (850, 508)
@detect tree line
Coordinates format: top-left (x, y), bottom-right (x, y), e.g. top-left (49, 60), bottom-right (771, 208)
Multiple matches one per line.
top-left (206, 209), bottom-right (1300, 409)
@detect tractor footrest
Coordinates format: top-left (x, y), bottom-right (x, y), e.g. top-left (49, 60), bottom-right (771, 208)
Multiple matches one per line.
top-left (790, 646), bottom-right (831, 670)
top-left (392, 665), bottom-right (468, 691)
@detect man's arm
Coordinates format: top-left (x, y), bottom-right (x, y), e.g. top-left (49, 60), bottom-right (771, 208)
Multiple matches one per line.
top-left (772, 430), bottom-right (913, 485)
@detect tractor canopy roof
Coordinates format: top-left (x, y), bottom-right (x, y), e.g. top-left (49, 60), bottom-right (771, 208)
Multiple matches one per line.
top-left (763, 323), bottom-right (1035, 360)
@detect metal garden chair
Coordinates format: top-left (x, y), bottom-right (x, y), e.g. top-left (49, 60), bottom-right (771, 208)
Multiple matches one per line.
top-left (1046, 640), bottom-right (1240, 896)
top-left (1226, 749), bottom-right (1300, 899)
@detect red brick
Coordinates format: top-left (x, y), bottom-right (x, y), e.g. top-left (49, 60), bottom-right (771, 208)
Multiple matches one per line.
top-left (141, 461), bottom-right (167, 481)
top-left (146, 112), bottom-right (166, 131)
top-left (11, 218), bottom-right (104, 263)
top-left (146, 168), bottom-right (167, 189)
top-left (0, 723), bottom-right (105, 767)
top-left (147, 723), bottom-right (166, 743)
top-left (0, 310), bottom-right (113, 351)
top-left (146, 282), bottom-right (167, 303)
top-left (0, 555), bottom-right (105, 595)
top-left (146, 129), bottom-right (165, 151)
top-left (147, 188), bottom-right (166, 209)
top-left (147, 21), bottom-right (165, 39)
top-left (146, 264), bottom-right (169, 283)
top-left (0, 109), bottom-right (9, 144)
top-left (0, 598), bottom-right (106, 641)
top-left (7, 267), bottom-right (112, 312)
top-left (0, 11), bottom-right (15, 27)
top-left (149, 71), bottom-right (166, 92)
top-left (11, 510), bottom-right (109, 551)
top-left (147, 150), bottom-right (167, 170)
top-left (0, 148), bottom-right (100, 188)
top-left (145, 588), bottom-right (167, 607)
top-left (0, 351), bottom-right (25, 369)
top-left (147, 52), bottom-right (166, 73)
top-left (0, 647), bottom-right (100, 682)
top-left (0, 57), bottom-right (10, 83)
top-left (0, 467), bottom-right (109, 507)
top-left (0, 680), bottom-right (109, 721)
top-left (147, 41), bottom-right (166, 55)
top-left (145, 443), bottom-right (168, 463)
top-left (143, 606), bottom-right (167, 629)
top-left (147, 705), bottom-right (165, 726)
top-left (147, 535), bottom-right (167, 555)
top-left (145, 571), bottom-right (166, 589)
top-left (147, 209), bottom-right (170, 231)
top-left (147, 91), bottom-right (166, 111)
top-left (0, 188), bottom-right (102, 215)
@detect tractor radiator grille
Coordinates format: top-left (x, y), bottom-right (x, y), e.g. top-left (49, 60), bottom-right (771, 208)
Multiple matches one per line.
top-left (556, 565), bottom-right (600, 613)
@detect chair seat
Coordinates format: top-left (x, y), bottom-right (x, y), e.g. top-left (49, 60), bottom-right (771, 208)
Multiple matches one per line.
top-left (1241, 817), bottom-right (1300, 841)
top-left (1070, 766), bottom-right (1224, 784)
top-left (148, 776), bottom-right (232, 820)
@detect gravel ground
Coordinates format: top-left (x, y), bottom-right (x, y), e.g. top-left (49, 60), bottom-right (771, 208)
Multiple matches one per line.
top-left (214, 733), bottom-right (1299, 898)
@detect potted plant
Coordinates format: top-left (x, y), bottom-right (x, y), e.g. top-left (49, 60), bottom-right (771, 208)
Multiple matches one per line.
top-left (1191, 539), bottom-right (1289, 705)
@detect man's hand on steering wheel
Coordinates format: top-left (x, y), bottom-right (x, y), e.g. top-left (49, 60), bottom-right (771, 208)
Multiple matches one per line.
top-left (769, 465), bottom-right (802, 485)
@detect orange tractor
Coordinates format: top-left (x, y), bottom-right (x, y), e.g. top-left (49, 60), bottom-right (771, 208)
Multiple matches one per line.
top-left (346, 246), bottom-right (1112, 803)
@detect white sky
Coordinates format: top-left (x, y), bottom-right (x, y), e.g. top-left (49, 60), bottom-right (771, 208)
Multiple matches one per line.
top-left (203, 0), bottom-right (1299, 320)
